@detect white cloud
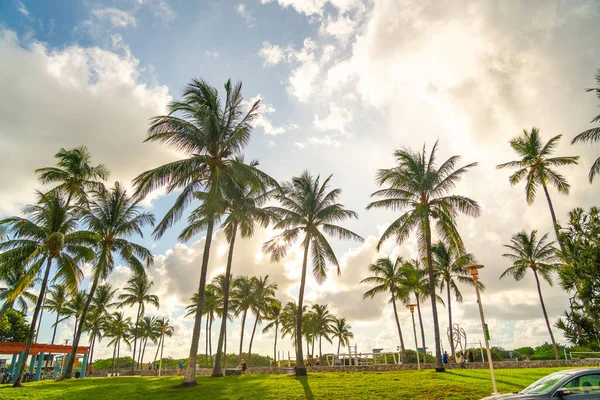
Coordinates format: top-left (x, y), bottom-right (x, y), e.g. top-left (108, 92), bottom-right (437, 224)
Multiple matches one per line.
top-left (0, 29), bottom-right (176, 214)
top-left (259, 41), bottom-right (285, 66)
top-left (236, 3), bottom-right (255, 25)
top-left (92, 7), bottom-right (137, 28)
top-left (260, 0), bottom-right (361, 17)
top-left (204, 50), bottom-right (220, 58)
top-left (288, 38), bottom-right (320, 102)
top-left (15, 0), bottom-right (29, 17)
top-left (313, 105), bottom-right (353, 134)
top-left (137, 0), bottom-right (176, 22)
top-left (246, 94), bottom-right (287, 135)
top-left (307, 135), bottom-right (341, 147)
top-left (320, 14), bottom-right (356, 43)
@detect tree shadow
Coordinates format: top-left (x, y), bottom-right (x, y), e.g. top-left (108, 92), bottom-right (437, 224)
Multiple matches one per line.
top-left (294, 376), bottom-right (314, 400)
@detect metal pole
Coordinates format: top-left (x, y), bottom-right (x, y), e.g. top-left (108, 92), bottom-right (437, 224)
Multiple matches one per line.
top-left (474, 277), bottom-right (499, 395)
top-left (411, 312), bottom-right (421, 371)
top-left (479, 340), bottom-right (485, 362)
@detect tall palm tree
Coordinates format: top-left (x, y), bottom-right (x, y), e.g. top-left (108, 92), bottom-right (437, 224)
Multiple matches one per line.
top-left (263, 172), bottom-right (363, 375)
top-left (152, 318), bottom-right (174, 367)
top-left (44, 284), bottom-right (68, 344)
top-left (59, 290), bottom-right (87, 343)
top-left (367, 142), bottom-right (480, 371)
top-left (105, 311), bottom-right (132, 375)
top-left (210, 273), bottom-right (235, 370)
top-left (0, 268), bottom-right (39, 322)
top-left (399, 259), bottom-right (430, 364)
top-left (118, 273), bottom-right (159, 371)
top-left (497, 128), bottom-right (579, 250)
top-left (331, 317), bottom-right (353, 356)
top-left (431, 241), bottom-right (477, 358)
top-left (311, 304), bottom-right (335, 358)
top-left (133, 79), bottom-right (271, 386)
top-left (0, 192), bottom-right (93, 386)
top-left (262, 300), bottom-right (282, 363)
top-left (572, 69), bottom-right (600, 182)
top-left (501, 230), bottom-right (561, 360)
top-left (230, 276), bottom-right (253, 360)
top-left (247, 276), bottom-right (278, 364)
top-left (86, 284), bottom-right (118, 363)
top-left (63, 182), bottom-right (154, 378)
top-left (361, 257), bottom-right (408, 363)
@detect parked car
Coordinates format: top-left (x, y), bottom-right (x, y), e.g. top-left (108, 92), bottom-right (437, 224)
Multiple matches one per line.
top-left (481, 369), bottom-right (600, 399)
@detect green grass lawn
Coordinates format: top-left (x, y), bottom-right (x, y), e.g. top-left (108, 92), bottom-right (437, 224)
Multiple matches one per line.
top-left (0, 367), bottom-right (572, 400)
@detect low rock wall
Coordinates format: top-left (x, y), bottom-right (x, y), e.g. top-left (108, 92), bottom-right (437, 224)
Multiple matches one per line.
top-left (94, 359), bottom-right (600, 377)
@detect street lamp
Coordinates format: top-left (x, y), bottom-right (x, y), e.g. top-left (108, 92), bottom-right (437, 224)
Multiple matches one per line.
top-left (463, 264), bottom-right (499, 395)
top-left (409, 304), bottom-right (421, 371)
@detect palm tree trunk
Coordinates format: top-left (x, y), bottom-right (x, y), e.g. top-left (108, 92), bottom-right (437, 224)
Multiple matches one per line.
top-left (224, 329), bottom-right (227, 368)
top-left (390, 292), bottom-right (407, 363)
top-left (140, 338), bottom-right (148, 369)
top-left (51, 311), bottom-right (60, 345)
top-left (239, 308), bottom-right (248, 360)
top-left (337, 339), bottom-right (341, 356)
top-left (424, 220), bottom-right (444, 371)
top-left (132, 302), bottom-right (142, 371)
top-left (212, 221), bottom-right (237, 377)
top-left (73, 316), bottom-right (78, 344)
top-left (319, 335), bottom-right (322, 358)
top-left (209, 317), bottom-right (213, 366)
top-left (274, 323), bottom-right (278, 364)
top-left (64, 274), bottom-right (100, 378)
top-left (35, 293), bottom-right (47, 343)
top-left (416, 296), bottom-right (426, 364)
top-left (542, 183), bottom-right (565, 253)
top-left (111, 341), bottom-right (117, 375)
top-left (205, 317), bottom-right (209, 367)
top-left (295, 235), bottom-right (311, 376)
top-left (89, 331), bottom-right (97, 363)
top-left (137, 337), bottom-right (144, 367)
top-left (183, 218), bottom-right (214, 386)
top-left (247, 316), bottom-right (259, 366)
top-left (117, 339), bottom-right (120, 371)
top-left (446, 283), bottom-right (455, 358)
top-left (533, 269), bottom-right (560, 360)
top-left (153, 333), bottom-right (163, 367)
top-left (13, 257), bottom-right (52, 387)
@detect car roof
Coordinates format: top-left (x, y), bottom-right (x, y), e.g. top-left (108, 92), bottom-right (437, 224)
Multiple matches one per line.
top-left (561, 368), bottom-right (600, 375)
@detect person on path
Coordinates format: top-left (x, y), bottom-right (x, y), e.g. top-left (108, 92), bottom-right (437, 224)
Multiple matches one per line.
top-left (456, 352), bottom-right (465, 368)
top-left (442, 351), bottom-right (449, 369)
top-left (87, 363), bottom-right (94, 377)
top-left (177, 361), bottom-right (184, 376)
top-left (467, 350), bottom-right (475, 363)
top-left (238, 359), bottom-right (247, 375)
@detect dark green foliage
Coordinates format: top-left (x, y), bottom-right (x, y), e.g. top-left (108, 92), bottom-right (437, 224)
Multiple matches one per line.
top-left (513, 346), bottom-right (534, 360)
top-left (529, 343), bottom-right (566, 360)
top-left (0, 309), bottom-right (31, 342)
top-left (93, 357), bottom-right (134, 370)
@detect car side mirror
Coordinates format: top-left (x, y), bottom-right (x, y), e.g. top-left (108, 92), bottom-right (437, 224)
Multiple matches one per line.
top-left (555, 388), bottom-right (571, 397)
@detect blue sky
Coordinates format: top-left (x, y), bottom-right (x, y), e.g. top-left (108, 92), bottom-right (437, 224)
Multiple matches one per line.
top-left (1, 0), bottom-right (599, 361)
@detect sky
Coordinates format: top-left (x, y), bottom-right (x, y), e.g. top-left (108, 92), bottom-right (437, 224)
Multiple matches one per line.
top-left (0, 0), bottom-right (599, 363)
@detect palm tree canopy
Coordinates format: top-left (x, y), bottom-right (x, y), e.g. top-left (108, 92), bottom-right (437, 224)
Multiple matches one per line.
top-left (501, 230), bottom-right (561, 284)
top-left (361, 257), bottom-right (408, 302)
top-left (0, 268), bottom-right (39, 314)
top-left (497, 127), bottom-right (579, 202)
top-left (35, 145), bottom-right (109, 205)
top-left (431, 241), bottom-right (479, 303)
top-left (310, 304), bottom-right (335, 342)
top-left (58, 290), bottom-right (88, 324)
top-left (262, 300), bottom-right (282, 334)
top-left (249, 275), bottom-right (278, 320)
top-left (367, 141), bottom-right (480, 253)
top-left (44, 284), bottom-right (68, 316)
top-left (399, 259), bottom-right (430, 301)
top-left (331, 317), bottom-right (354, 347)
top-left (263, 171), bottom-right (364, 283)
top-left (230, 276), bottom-right (254, 316)
top-left (572, 70), bottom-right (600, 182)
top-left (118, 273), bottom-right (160, 316)
top-left (105, 311), bottom-right (133, 348)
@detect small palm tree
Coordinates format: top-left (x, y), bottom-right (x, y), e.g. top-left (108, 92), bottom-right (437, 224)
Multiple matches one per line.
top-left (361, 257), bottom-right (409, 363)
top-left (399, 259), bottom-right (430, 364)
top-left (105, 311), bottom-right (132, 375)
top-left (0, 192), bottom-right (94, 386)
top-left (152, 318), bottom-right (174, 367)
top-left (262, 300), bottom-right (282, 363)
top-left (86, 283), bottom-right (118, 362)
top-left (0, 268), bottom-right (39, 322)
top-left (331, 317), bottom-right (353, 356)
top-left (367, 142), bottom-right (480, 371)
top-left (501, 230), bottom-right (561, 360)
top-left (137, 316), bottom-right (160, 368)
top-left (230, 276), bottom-right (253, 360)
top-left (311, 304), bottom-right (335, 358)
top-left (280, 302), bottom-right (305, 345)
top-left (247, 276), bottom-right (278, 364)
top-left (60, 290), bottom-right (87, 343)
top-left (497, 128), bottom-right (579, 249)
top-left (431, 242), bottom-right (477, 358)
top-left (211, 273), bottom-right (235, 369)
top-left (118, 273), bottom-right (159, 371)
top-left (185, 285), bottom-right (219, 367)
top-left (44, 284), bottom-right (68, 344)
top-left (263, 172), bottom-right (363, 375)
top-left (572, 69), bottom-right (600, 182)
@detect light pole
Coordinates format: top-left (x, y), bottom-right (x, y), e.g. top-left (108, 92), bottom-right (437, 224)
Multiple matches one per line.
top-left (463, 264), bottom-right (499, 395)
top-left (409, 304), bottom-right (421, 371)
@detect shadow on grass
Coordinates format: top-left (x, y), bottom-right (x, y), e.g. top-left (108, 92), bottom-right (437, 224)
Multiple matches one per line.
top-left (445, 371), bottom-right (521, 387)
top-left (293, 376), bottom-right (314, 400)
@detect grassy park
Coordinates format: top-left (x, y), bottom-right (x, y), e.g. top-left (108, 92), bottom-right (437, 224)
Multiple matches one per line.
top-left (0, 367), bottom-right (572, 400)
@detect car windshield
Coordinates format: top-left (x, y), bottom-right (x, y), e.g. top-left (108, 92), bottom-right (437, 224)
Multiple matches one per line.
top-left (520, 371), bottom-right (571, 394)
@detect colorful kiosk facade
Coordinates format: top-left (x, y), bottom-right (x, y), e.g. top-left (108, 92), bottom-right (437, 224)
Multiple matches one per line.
top-left (0, 342), bottom-right (90, 383)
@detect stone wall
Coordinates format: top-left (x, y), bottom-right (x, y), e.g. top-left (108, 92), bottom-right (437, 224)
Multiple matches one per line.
top-left (95, 359), bottom-right (600, 377)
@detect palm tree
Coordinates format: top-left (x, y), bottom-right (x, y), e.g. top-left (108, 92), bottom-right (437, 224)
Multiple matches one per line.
top-left (367, 142), bottom-right (480, 371)
top-left (118, 273), bottom-right (159, 371)
top-left (0, 268), bottom-right (39, 322)
top-left (280, 302), bottom-right (304, 346)
top-left (210, 273), bottom-right (235, 370)
top-left (399, 259), bottom-right (429, 364)
top-left (0, 192), bottom-right (93, 386)
top-left (247, 276), bottom-right (278, 364)
top-left (230, 276), bottom-right (253, 360)
top-left (185, 285), bottom-right (219, 367)
top-left (35, 145), bottom-right (109, 207)
top-left (572, 69), bottom-right (600, 182)
top-left (133, 78), bottom-right (270, 385)
top-left (262, 300), bottom-right (282, 363)
top-left (59, 290), bottom-right (87, 343)
top-left (263, 172), bottom-right (363, 376)
top-left (137, 316), bottom-right (160, 368)
top-left (105, 311), bottom-right (132, 375)
top-left (431, 241), bottom-right (477, 358)
top-left (302, 311), bottom-right (318, 357)
top-left (63, 182), bottom-right (154, 378)
top-left (311, 304), bottom-right (335, 358)
top-left (43, 284), bottom-right (68, 344)
top-left (331, 317), bottom-right (353, 356)
top-left (152, 318), bottom-right (174, 367)
top-left (501, 230), bottom-right (561, 360)
top-left (497, 128), bottom-right (579, 250)
top-left (361, 257), bottom-right (408, 363)
top-left (86, 284), bottom-right (118, 363)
